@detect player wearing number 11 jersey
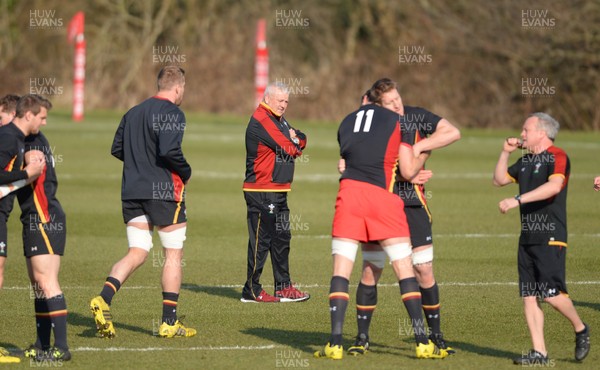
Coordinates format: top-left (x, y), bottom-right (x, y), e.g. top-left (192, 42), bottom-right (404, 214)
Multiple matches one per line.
top-left (314, 102), bottom-right (448, 360)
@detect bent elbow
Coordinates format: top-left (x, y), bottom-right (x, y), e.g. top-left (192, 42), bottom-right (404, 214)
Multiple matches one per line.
top-left (551, 184), bottom-right (563, 196)
top-left (454, 129), bottom-right (461, 142)
top-left (492, 176), bottom-right (509, 187)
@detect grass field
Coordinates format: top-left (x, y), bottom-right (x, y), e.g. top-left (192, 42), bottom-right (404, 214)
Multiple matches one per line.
top-left (1, 109), bottom-right (599, 369)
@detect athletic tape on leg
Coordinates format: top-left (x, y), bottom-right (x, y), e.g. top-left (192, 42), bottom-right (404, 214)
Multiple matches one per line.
top-left (383, 243), bottom-right (412, 261)
top-left (128, 215), bottom-right (151, 224)
top-left (158, 227), bottom-right (187, 249)
top-left (412, 246), bottom-right (434, 265)
top-left (331, 239), bottom-right (359, 262)
top-left (362, 251), bottom-right (386, 269)
top-left (126, 226), bottom-right (153, 251)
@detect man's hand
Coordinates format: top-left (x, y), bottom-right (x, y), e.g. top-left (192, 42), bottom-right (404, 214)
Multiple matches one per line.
top-left (503, 137), bottom-right (522, 153)
top-left (338, 158), bottom-right (346, 174)
top-left (412, 141), bottom-right (432, 160)
top-left (24, 150), bottom-right (46, 180)
top-left (594, 176), bottom-right (600, 191)
top-left (399, 145), bottom-right (430, 180)
top-left (410, 169), bottom-right (433, 185)
top-left (412, 141), bottom-right (424, 157)
top-left (289, 129), bottom-right (300, 144)
top-left (499, 197), bottom-right (519, 214)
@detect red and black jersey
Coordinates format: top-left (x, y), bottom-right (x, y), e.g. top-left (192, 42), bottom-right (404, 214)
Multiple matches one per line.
top-left (507, 145), bottom-right (569, 246)
top-left (0, 122), bottom-right (27, 220)
top-left (17, 132), bottom-right (65, 226)
top-left (243, 103), bottom-right (306, 192)
top-left (338, 104), bottom-right (403, 191)
top-left (396, 106), bottom-right (442, 207)
top-left (112, 96), bottom-right (191, 201)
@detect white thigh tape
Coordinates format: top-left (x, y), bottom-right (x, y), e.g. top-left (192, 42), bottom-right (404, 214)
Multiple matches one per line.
top-left (383, 243), bottom-right (412, 261)
top-left (126, 226), bottom-right (153, 251)
top-left (331, 239), bottom-right (358, 262)
top-left (412, 247), bottom-right (434, 265)
top-left (158, 227), bottom-right (187, 249)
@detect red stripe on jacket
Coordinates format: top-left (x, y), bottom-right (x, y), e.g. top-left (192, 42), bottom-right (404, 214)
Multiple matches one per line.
top-left (33, 167), bottom-right (50, 223)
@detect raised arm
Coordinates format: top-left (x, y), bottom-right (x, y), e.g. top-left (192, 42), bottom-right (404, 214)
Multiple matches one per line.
top-left (412, 119), bottom-right (460, 155)
top-left (493, 137), bottom-right (520, 187)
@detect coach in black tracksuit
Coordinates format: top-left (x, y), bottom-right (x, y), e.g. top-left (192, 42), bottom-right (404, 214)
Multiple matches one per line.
top-left (241, 83), bottom-right (309, 303)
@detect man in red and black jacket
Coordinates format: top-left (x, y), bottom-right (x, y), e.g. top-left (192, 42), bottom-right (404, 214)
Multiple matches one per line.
top-left (241, 82), bottom-right (309, 303)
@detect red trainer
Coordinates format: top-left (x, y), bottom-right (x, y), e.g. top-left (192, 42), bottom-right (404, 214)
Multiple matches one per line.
top-left (240, 289), bottom-right (280, 303)
top-left (275, 284), bottom-right (310, 302)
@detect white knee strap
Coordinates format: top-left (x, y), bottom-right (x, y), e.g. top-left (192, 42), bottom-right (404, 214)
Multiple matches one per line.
top-left (126, 226), bottom-right (153, 251)
top-left (412, 246), bottom-right (434, 265)
top-left (383, 243), bottom-right (412, 261)
top-left (331, 239), bottom-right (358, 262)
top-left (362, 251), bottom-right (386, 269)
top-left (158, 227), bottom-right (187, 249)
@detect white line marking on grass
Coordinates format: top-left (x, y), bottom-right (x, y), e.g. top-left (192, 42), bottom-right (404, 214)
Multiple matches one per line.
top-left (72, 345), bottom-right (282, 352)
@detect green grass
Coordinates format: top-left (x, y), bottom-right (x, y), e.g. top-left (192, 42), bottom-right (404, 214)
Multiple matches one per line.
top-left (1, 110), bottom-right (599, 369)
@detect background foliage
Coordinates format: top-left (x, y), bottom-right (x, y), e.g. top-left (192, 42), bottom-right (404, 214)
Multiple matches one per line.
top-left (1, 0), bottom-right (599, 129)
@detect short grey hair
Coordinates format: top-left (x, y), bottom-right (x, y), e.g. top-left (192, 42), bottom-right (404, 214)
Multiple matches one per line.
top-left (263, 82), bottom-right (289, 99)
top-left (530, 112), bottom-right (560, 140)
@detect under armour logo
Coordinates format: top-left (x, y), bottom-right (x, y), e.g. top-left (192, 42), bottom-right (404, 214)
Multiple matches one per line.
top-left (31, 246), bottom-right (38, 252)
top-left (329, 306), bottom-right (337, 312)
top-left (0, 242), bottom-right (5, 254)
top-left (357, 315), bottom-right (368, 320)
top-left (268, 204), bottom-right (275, 214)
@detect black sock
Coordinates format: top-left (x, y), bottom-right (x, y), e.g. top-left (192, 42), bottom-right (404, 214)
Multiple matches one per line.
top-left (356, 283), bottom-right (377, 338)
top-left (47, 294), bottom-right (68, 350)
top-left (100, 277), bottom-right (121, 306)
top-left (162, 292), bottom-right (179, 325)
top-left (329, 276), bottom-right (349, 346)
top-left (34, 298), bottom-right (51, 350)
top-left (576, 323), bottom-right (589, 335)
top-left (399, 278), bottom-right (427, 345)
top-left (421, 283), bottom-right (441, 335)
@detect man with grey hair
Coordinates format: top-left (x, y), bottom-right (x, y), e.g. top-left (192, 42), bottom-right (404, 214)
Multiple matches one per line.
top-left (493, 113), bottom-right (589, 365)
top-left (241, 82), bottom-right (309, 303)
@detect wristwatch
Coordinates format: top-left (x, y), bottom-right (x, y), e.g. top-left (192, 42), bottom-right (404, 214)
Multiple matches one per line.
top-left (291, 137), bottom-right (300, 144)
top-left (514, 194), bottom-right (521, 205)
